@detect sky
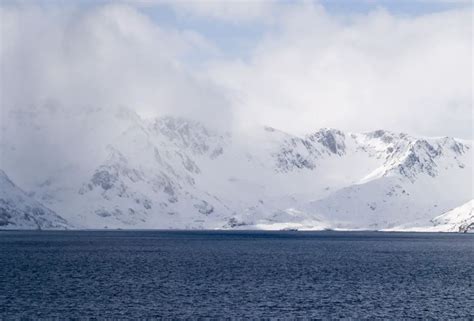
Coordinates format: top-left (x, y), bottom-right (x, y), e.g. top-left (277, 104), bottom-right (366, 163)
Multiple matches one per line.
top-left (0, 0), bottom-right (473, 139)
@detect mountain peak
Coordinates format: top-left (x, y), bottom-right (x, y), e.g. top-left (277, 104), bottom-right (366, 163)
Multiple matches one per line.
top-left (306, 128), bottom-right (346, 155)
top-left (150, 116), bottom-right (228, 158)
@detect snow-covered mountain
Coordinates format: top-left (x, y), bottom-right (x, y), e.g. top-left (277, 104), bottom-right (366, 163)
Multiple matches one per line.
top-left (431, 200), bottom-right (474, 233)
top-left (0, 170), bottom-right (69, 229)
top-left (299, 133), bottom-right (472, 230)
top-left (0, 107), bottom-right (472, 231)
top-left (384, 200), bottom-right (474, 233)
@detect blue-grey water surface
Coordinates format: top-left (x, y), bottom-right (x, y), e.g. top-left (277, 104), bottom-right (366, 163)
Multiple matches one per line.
top-left (0, 230), bottom-right (473, 319)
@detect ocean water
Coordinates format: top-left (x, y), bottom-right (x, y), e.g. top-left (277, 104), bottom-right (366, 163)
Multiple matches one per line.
top-left (0, 230), bottom-right (473, 319)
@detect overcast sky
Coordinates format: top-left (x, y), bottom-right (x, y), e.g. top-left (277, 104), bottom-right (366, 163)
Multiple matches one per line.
top-left (0, 0), bottom-right (472, 138)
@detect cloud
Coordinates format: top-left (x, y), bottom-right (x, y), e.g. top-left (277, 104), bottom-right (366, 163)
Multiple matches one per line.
top-left (207, 3), bottom-right (472, 138)
top-left (0, 3), bottom-right (229, 123)
top-left (2, 1), bottom-right (470, 139)
top-left (0, 3), bottom-right (231, 186)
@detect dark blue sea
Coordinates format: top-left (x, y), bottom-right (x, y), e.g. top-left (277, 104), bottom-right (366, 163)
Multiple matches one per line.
top-left (0, 230), bottom-right (473, 319)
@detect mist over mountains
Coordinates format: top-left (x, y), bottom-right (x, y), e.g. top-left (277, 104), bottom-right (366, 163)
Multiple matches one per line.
top-left (1, 107), bottom-right (472, 232)
top-left (0, 2), bottom-right (472, 232)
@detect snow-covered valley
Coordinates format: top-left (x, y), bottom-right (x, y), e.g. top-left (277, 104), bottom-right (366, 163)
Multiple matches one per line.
top-left (0, 107), bottom-right (472, 232)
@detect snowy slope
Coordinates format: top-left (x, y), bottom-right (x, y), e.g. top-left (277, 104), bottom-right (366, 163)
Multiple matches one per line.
top-left (385, 200), bottom-right (474, 233)
top-left (1, 106), bottom-right (472, 231)
top-left (430, 200), bottom-right (473, 233)
top-left (0, 170), bottom-right (69, 229)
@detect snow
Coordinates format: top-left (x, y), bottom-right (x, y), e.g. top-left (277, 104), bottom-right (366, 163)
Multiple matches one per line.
top-left (386, 200), bottom-right (473, 233)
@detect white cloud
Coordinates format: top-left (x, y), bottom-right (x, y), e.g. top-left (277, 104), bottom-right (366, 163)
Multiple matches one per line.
top-left (0, 3), bottom-right (229, 124)
top-left (0, 3), bottom-right (231, 186)
top-left (0, 0), bottom-right (472, 170)
top-left (207, 3), bottom-right (473, 138)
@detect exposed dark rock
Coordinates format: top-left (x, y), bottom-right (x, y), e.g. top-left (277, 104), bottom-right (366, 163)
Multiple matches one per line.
top-left (194, 200), bottom-right (214, 215)
top-left (91, 170), bottom-right (117, 190)
top-left (308, 129), bottom-right (346, 155)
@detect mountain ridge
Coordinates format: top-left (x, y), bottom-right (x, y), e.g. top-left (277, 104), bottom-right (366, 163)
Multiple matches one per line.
top-left (1, 108), bottom-right (472, 231)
